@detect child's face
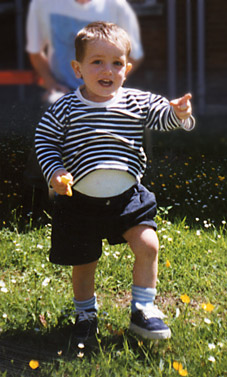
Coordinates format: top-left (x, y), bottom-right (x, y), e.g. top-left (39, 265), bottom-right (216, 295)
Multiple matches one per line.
top-left (71, 39), bottom-right (132, 102)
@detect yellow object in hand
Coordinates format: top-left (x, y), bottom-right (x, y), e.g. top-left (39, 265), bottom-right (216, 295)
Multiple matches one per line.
top-left (61, 175), bottom-right (73, 196)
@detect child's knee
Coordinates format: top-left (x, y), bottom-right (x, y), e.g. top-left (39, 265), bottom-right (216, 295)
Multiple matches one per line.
top-left (124, 225), bottom-right (159, 258)
top-left (142, 230), bottom-right (159, 257)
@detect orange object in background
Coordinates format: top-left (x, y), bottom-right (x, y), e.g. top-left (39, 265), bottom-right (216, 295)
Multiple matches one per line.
top-left (0, 70), bottom-right (43, 85)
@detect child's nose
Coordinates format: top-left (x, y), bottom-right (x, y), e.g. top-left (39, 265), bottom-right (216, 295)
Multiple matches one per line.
top-left (103, 63), bottom-right (112, 75)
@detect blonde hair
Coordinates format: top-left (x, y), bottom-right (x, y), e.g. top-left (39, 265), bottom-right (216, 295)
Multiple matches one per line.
top-left (75, 21), bottom-right (131, 62)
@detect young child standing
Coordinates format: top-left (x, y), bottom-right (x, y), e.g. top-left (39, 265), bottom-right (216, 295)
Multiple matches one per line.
top-left (35, 21), bottom-right (195, 342)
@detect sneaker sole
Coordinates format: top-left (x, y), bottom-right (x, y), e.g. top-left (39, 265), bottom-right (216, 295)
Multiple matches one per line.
top-left (130, 322), bottom-right (171, 340)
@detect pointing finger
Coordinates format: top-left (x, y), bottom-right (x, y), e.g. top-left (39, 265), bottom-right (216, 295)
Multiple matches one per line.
top-left (169, 98), bottom-right (179, 106)
top-left (179, 93), bottom-right (192, 104)
top-left (170, 93), bottom-right (192, 109)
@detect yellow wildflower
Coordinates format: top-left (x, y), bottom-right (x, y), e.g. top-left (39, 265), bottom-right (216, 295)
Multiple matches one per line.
top-left (180, 294), bottom-right (190, 304)
top-left (29, 360), bottom-right (39, 369)
top-left (173, 361), bottom-right (188, 376)
top-left (201, 303), bottom-right (214, 312)
top-left (173, 361), bottom-right (183, 371)
top-left (179, 369), bottom-right (188, 376)
top-left (166, 260), bottom-right (171, 268)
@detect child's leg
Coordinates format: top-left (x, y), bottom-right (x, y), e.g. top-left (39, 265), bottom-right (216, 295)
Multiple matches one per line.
top-left (72, 261), bottom-right (99, 341)
top-left (123, 224), bottom-right (171, 339)
top-left (72, 260), bottom-right (98, 301)
top-left (123, 225), bottom-right (159, 289)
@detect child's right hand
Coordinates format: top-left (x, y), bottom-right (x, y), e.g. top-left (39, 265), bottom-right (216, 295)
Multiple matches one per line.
top-left (170, 93), bottom-right (192, 121)
top-left (50, 169), bottom-right (73, 196)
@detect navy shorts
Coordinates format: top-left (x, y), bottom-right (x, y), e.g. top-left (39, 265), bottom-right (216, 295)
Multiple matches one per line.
top-left (50, 183), bottom-right (157, 266)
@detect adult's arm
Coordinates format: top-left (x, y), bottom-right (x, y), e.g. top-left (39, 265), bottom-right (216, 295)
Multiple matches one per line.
top-left (26, 0), bottom-right (69, 93)
top-left (29, 52), bottom-right (70, 93)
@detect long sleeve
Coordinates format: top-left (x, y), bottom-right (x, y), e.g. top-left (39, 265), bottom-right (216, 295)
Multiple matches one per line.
top-left (34, 88), bottom-right (195, 187)
top-left (145, 93), bottom-right (195, 132)
top-left (35, 109), bottom-right (66, 185)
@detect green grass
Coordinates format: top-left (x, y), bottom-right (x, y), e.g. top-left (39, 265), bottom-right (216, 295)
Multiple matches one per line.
top-left (0, 215), bottom-right (226, 376)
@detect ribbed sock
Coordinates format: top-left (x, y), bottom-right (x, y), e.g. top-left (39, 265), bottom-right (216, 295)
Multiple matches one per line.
top-left (73, 294), bottom-right (98, 313)
top-left (131, 285), bottom-right (157, 312)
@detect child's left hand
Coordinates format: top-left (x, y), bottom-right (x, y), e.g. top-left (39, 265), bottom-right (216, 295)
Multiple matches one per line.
top-left (170, 93), bottom-right (192, 121)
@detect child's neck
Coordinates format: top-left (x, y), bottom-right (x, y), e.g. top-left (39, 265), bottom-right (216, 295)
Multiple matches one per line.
top-left (80, 85), bottom-right (119, 103)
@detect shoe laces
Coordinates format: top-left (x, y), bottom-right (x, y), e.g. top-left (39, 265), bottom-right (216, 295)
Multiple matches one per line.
top-left (135, 303), bottom-right (166, 319)
top-left (76, 310), bottom-right (97, 323)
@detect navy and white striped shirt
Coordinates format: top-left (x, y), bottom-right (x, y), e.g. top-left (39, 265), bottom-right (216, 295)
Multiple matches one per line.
top-left (35, 87), bottom-right (195, 186)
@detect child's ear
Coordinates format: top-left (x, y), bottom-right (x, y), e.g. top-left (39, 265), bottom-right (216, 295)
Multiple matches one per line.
top-left (71, 60), bottom-right (82, 79)
top-left (125, 62), bottom-right (132, 77)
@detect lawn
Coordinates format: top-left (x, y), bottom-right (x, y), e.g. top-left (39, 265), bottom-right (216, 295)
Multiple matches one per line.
top-left (0, 216), bottom-right (226, 376)
top-left (0, 112), bottom-right (226, 376)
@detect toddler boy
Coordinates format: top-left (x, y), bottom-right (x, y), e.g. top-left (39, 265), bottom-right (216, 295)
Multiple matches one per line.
top-left (35, 21), bottom-right (195, 341)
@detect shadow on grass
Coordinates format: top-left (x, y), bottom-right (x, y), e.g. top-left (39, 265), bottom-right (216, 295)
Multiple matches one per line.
top-left (0, 322), bottom-right (157, 376)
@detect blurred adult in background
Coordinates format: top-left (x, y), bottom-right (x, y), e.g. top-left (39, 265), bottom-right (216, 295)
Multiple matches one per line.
top-left (26, 0), bottom-right (144, 103)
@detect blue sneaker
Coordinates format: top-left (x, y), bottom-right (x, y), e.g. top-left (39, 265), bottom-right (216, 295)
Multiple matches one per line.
top-left (74, 309), bottom-right (98, 342)
top-left (130, 303), bottom-right (171, 340)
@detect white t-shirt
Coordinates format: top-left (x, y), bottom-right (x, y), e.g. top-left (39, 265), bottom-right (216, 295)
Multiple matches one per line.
top-left (26, 0), bottom-right (144, 89)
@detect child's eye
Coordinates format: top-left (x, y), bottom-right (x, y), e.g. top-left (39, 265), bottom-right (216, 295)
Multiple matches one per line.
top-left (114, 61), bottom-right (123, 67)
top-left (92, 60), bottom-right (102, 65)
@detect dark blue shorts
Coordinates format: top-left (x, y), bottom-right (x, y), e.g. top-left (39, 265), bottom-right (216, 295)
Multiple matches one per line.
top-left (50, 183), bottom-right (157, 266)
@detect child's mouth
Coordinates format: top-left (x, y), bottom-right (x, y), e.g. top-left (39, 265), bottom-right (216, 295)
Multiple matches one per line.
top-left (98, 79), bottom-right (113, 87)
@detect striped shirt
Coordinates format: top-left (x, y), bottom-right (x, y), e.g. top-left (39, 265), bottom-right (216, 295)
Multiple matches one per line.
top-left (35, 87), bottom-right (195, 186)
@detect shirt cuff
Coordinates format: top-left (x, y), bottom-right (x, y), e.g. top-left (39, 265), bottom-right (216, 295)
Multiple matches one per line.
top-left (180, 116), bottom-right (196, 131)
